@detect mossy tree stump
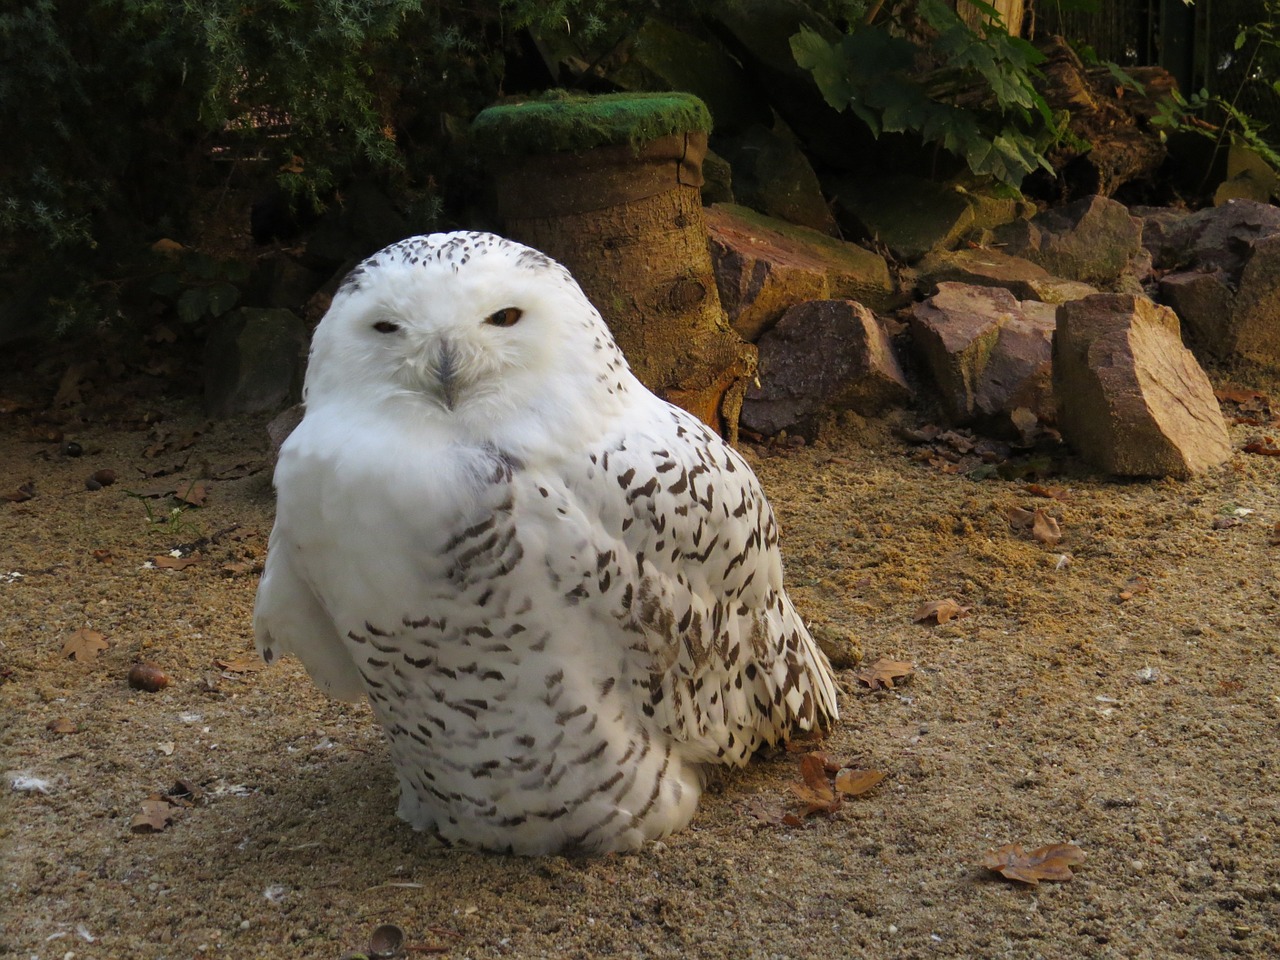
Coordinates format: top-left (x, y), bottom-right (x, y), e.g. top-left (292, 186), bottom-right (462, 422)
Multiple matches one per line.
top-left (472, 92), bottom-right (756, 440)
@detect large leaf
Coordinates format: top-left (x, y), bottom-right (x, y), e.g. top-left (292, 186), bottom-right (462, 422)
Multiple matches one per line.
top-left (790, 27), bottom-right (854, 112)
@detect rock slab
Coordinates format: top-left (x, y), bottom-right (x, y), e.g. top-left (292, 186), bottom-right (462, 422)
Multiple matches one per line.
top-left (1052, 294), bottom-right (1231, 477)
top-left (909, 283), bottom-right (1056, 431)
top-left (741, 299), bottom-right (911, 436)
top-left (1153, 200), bottom-right (1280, 366)
top-left (203, 308), bottom-right (307, 418)
top-left (706, 203), bottom-right (895, 341)
top-left (991, 195), bottom-right (1143, 287)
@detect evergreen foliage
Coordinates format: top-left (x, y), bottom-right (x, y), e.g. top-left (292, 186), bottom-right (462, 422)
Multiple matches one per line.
top-left (0, 0), bottom-right (638, 332)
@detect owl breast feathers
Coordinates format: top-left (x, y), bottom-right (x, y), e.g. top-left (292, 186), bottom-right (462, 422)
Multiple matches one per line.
top-left (254, 231), bottom-right (839, 854)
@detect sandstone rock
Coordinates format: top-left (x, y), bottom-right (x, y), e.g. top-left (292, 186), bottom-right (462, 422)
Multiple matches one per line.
top-left (832, 175), bottom-right (975, 262)
top-left (706, 203), bottom-right (895, 341)
top-left (1158, 269), bottom-right (1234, 354)
top-left (991, 194), bottom-right (1142, 286)
top-left (1130, 205), bottom-right (1192, 265)
top-left (1150, 201), bottom-right (1280, 366)
top-left (203, 308), bottom-right (307, 418)
top-left (741, 299), bottom-right (911, 436)
top-left (915, 248), bottom-right (1052, 300)
top-left (1150, 198), bottom-right (1280, 271)
top-left (909, 283), bottom-right (1055, 431)
top-left (1023, 277), bottom-right (1101, 304)
top-left (1053, 294), bottom-right (1231, 477)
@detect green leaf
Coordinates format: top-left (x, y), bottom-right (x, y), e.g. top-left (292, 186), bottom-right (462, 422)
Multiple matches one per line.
top-left (205, 282), bottom-right (240, 318)
top-left (177, 287), bottom-right (210, 325)
top-left (149, 272), bottom-right (180, 298)
top-left (790, 27), bottom-right (854, 112)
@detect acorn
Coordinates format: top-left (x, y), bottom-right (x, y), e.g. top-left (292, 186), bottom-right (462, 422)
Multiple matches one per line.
top-left (127, 662), bottom-right (170, 692)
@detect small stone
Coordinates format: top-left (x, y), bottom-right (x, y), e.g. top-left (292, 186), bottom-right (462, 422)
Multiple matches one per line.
top-left (127, 662), bottom-right (170, 693)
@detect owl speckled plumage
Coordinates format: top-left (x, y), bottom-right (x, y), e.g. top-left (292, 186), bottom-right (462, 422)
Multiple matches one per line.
top-left (254, 232), bottom-right (838, 854)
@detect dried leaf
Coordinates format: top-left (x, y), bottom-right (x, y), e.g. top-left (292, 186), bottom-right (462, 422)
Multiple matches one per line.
top-left (62, 628), bottom-right (109, 662)
top-left (1215, 386), bottom-right (1268, 404)
top-left (154, 553), bottom-right (201, 570)
top-left (834, 768), bottom-right (886, 797)
top-left (912, 599), bottom-right (970, 625)
top-left (855, 657), bottom-right (916, 690)
top-left (980, 842), bottom-right (1086, 885)
top-left (789, 753), bottom-right (839, 815)
top-left (1006, 506), bottom-right (1036, 528)
top-left (1118, 576), bottom-right (1150, 602)
top-left (130, 797), bottom-right (177, 833)
top-left (1244, 436), bottom-right (1280, 456)
top-left (209, 460), bottom-right (267, 481)
top-left (1024, 483), bottom-right (1070, 500)
top-left (214, 655), bottom-right (265, 674)
top-left (3, 482), bottom-right (35, 503)
top-left (54, 362), bottom-right (94, 407)
top-left (46, 717), bottom-right (78, 734)
top-left (1031, 509), bottom-right (1062, 545)
top-left (174, 479), bottom-right (209, 507)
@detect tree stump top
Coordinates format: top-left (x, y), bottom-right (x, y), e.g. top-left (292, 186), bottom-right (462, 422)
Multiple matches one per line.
top-left (471, 91), bottom-right (712, 157)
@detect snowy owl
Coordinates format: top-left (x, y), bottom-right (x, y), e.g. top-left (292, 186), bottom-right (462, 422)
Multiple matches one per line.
top-left (254, 232), bottom-right (839, 855)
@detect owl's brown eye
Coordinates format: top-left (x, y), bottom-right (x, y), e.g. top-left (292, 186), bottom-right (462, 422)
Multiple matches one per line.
top-left (373, 320), bottom-right (400, 334)
top-left (485, 307), bottom-right (523, 328)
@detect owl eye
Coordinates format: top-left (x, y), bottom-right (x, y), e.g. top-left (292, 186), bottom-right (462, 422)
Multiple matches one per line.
top-left (485, 307), bottom-right (523, 328)
top-left (372, 320), bottom-right (401, 334)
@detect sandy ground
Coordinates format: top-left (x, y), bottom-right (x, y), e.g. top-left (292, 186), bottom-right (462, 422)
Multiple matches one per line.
top-left (2, 353), bottom-right (1279, 960)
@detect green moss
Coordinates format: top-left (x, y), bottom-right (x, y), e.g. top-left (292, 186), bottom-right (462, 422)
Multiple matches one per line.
top-left (471, 91), bottom-right (712, 156)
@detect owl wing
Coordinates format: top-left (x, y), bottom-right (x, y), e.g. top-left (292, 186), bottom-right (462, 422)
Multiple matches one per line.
top-left (253, 431), bottom-right (366, 702)
top-left (562, 400), bottom-right (839, 767)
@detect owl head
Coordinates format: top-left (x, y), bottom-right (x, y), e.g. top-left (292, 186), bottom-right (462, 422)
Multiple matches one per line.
top-left (302, 232), bottom-right (635, 453)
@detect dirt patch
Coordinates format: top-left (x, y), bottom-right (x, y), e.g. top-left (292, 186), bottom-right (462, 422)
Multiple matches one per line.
top-left (2, 367), bottom-right (1279, 958)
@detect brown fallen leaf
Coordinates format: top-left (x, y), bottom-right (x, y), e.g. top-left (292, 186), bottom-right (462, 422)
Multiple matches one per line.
top-left (1215, 386), bottom-right (1268, 404)
top-left (834, 768), bottom-right (887, 797)
top-left (1023, 483), bottom-right (1070, 501)
top-left (3, 482), bottom-right (35, 503)
top-left (1031, 508), bottom-right (1062, 545)
top-left (912, 599), bottom-right (970, 625)
top-left (62, 628), bottom-right (109, 662)
top-left (1244, 436), bottom-right (1280, 456)
top-left (1118, 576), bottom-right (1150, 602)
top-left (789, 752), bottom-right (840, 815)
top-left (855, 657), bottom-right (916, 690)
top-left (980, 842), bottom-right (1086, 885)
top-left (130, 797), bottom-right (178, 833)
top-left (175, 478), bottom-right (209, 507)
top-left (214, 655), bottom-right (266, 673)
top-left (1006, 506), bottom-right (1035, 528)
top-left (154, 553), bottom-right (201, 570)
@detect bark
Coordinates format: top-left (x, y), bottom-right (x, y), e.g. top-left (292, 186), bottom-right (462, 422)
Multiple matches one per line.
top-left (493, 133), bottom-right (756, 440)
